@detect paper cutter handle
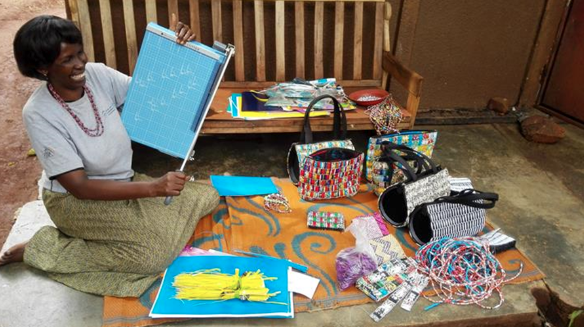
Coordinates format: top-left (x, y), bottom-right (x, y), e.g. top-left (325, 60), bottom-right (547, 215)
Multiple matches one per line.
top-left (163, 159), bottom-right (190, 205)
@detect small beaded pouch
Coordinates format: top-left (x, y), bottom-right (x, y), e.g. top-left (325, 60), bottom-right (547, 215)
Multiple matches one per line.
top-left (307, 211), bottom-right (345, 231)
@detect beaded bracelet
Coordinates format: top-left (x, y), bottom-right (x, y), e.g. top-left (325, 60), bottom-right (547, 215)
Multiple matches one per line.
top-left (264, 193), bottom-right (292, 213)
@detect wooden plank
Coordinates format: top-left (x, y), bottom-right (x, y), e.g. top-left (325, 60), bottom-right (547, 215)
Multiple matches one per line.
top-left (383, 2), bottom-right (392, 52)
top-left (334, 2), bottom-right (345, 80)
top-left (381, 1), bottom-right (392, 89)
top-left (145, 0), bottom-right (157, 23)
top-left (233, 0), bottom-right (245, 81)
top-left (98, 0), bottom-right (116, 68)
top-left (295, 2), bottom-right (305, 78)
top-left (168, 0), bottom-right (179, 23)
top-left (254, 1), bottom-right (266, 81)
top-left (122, 0), bottom-right (138, 75)
top-left (353, 1), bottom-right (363, 79)
top-left (275, 1), bottom-right (286, 81)
top-left (201, 119), bottom-right (412, 134)
top-left (220, 79), bottom-right (381, 89)
top-left (519, 0), bottom-right (569, 107)
top-left (77, 0), bottom-right (94, 61)
top-left (67, 0), bottom-right (81, 29)
top-left (314, 2), bottom-right (324, 78)
top-left (211, 0), bottom-right (222, 41)
top-left (372, 2), bottom-right (384, 80)
top-left (382, 51), bottom-right (423, 97)
top-left (248, 0), bottom-right (384, 2)
top-left (189, 0), bottom-right (201, 42)
top-left (405, 93), bottom-right (421, 129)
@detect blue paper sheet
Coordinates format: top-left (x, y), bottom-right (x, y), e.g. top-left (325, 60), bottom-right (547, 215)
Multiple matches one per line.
top-left (210, 176), bottom-right (278, 196)
top-left (150, 255), bottom-right (293, 318)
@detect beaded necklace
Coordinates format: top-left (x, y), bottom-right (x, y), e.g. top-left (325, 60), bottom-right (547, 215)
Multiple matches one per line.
top-left (47, 83), bottom-right (104, 137)
top-left (414, 237), bottom-right (522, 310)
top-left (364, 96), bottom-right (402, 136)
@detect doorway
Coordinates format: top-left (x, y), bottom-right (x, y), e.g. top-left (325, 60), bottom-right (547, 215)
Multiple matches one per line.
top-left (538, 0), bottom-right (584, 126)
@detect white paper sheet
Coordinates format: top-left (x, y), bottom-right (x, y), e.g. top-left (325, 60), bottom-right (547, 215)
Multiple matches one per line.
top-left (288, 270), bottom-right (320, 299)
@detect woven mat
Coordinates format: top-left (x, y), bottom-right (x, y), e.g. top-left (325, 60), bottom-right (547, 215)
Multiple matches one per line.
top-left (102, 179), bottom-right (544, 327)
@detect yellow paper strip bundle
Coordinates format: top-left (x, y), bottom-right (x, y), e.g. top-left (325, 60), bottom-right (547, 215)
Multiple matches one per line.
top-left (173, 268), bottom-right (284, 304)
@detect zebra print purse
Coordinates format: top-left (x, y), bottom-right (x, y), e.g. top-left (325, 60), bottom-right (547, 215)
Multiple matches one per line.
top-left (408, 189), bottom-right (499, 245)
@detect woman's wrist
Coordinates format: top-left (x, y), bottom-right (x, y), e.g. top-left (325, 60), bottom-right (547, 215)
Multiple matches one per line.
top-left (146, 181), bottom-right (158, 198)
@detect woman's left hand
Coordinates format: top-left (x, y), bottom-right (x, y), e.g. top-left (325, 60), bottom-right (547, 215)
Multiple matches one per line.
top-left (170, 13), bottom-right (195, 45)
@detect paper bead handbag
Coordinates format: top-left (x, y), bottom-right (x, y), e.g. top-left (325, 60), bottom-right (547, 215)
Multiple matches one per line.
top-left (287, 95), bottom-right (358, 186)
top-left (408, 189), bottom-right (499, 245)
top-left (287, 95), bottom-right (364, 200)
top-left (366, 130), bottom-right (438, 196)
top-left (378, 142), bottom-right (450, 227)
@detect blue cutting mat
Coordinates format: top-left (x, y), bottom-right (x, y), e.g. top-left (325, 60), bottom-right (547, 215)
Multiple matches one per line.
top-left (150, 255), bottom-right (293, 318)
top-left (122, 23), bottom-right (226, 159)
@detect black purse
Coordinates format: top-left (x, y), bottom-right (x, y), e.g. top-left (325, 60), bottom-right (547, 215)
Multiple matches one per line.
top-left (408, 189), bottom-right (499, 245)
top-left (378, 142), bottom-right (450, 228)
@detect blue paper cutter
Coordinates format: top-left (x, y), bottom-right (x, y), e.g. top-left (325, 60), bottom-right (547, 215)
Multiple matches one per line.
top-left (121, 23), bottom-right (234, 204)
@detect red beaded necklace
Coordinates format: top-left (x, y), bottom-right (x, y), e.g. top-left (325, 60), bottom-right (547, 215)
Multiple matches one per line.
top-left (47, 83), bottom-right (104, 137)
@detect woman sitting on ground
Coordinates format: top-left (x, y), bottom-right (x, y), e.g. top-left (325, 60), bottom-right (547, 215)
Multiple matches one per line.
top-left (0, 15), bottom-right (220, 297)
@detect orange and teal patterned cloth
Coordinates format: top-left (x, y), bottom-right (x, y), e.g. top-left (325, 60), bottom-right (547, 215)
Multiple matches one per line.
top-left (102, 178), bottom-right (544, 327)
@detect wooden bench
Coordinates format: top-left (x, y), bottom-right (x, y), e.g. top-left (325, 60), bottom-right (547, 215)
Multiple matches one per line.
top-left (65, 0), bottom-right (423, 134)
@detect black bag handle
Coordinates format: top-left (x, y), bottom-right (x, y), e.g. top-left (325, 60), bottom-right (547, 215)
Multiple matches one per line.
top-left (434, 189), bottom-right (499, 209)
top-left (299, 95), bottom-right (347, 144)
top-left (384, 142), bottom-right (438, 173)
top-left (379, 141), bottom-right (439, 182)
top-left (382, 147), bottom-right (419, 181)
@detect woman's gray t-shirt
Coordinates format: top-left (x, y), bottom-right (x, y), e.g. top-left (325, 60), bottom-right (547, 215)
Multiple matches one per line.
top-left (23, 62), bottom-right (133, 193)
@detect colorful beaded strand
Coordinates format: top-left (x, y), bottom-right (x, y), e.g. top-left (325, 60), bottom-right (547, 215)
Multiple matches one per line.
top-left (414, 237), bottom-right (523, 310)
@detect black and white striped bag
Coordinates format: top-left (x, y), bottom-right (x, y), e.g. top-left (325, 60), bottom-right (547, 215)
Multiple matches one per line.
top-left (377, 142), bottom-right (451, 228)
top-left (408, 189), bottom-right (499, 245)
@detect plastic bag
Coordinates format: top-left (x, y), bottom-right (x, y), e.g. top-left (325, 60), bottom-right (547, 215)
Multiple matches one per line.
top-left (265, 93), bottom-right (296, 108)
top-left (335, 220), bottom-right (378, 290)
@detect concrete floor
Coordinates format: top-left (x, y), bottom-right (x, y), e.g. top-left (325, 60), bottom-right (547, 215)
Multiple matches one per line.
top-left (1, 123), bottom-right (583, 327)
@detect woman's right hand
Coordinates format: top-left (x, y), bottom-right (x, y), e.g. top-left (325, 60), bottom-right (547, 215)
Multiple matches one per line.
top-left (151, 171), bottom-right (189, 197)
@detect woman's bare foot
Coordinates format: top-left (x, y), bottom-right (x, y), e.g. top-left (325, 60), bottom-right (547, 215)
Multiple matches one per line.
top-left (0, 242), bottom-right (27, 266)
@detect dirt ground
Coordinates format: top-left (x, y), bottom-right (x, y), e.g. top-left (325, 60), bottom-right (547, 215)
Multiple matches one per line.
top-left (0, 0), bottom-right (65, 248)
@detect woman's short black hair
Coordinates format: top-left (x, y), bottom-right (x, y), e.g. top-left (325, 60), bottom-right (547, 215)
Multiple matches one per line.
top-left (13, 15), bottom-right (83, 80)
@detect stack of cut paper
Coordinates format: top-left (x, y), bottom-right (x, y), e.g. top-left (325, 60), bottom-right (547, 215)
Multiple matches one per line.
top-left (227, 92), bottom-right (330, 120)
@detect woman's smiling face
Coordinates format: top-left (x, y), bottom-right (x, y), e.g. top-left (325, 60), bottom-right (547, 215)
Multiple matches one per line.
top-left (46, 42), bottom-right (88, 93)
